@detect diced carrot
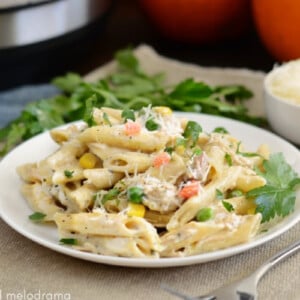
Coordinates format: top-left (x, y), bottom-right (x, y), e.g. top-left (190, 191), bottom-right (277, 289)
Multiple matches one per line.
top-left (124, 121), bottom-right (141, 136)
top-left (179, 181), bottom-right (200, 199)
top-left (153, 152), bottom-right (171, 168)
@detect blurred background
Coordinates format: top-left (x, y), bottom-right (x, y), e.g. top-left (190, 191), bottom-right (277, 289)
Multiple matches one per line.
top-left (0, 0), bottom-right (297, 91)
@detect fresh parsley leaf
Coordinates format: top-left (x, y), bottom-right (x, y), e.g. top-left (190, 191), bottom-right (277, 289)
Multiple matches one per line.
top-left (145, 118), bottom-right (159, 131)
top-left (228, 189), bottom-right (244, 198)
top-left (216, 189), bottom-right (224, 200)
top-left (121, 108), bottom-right (136, 121)
top-left (64, 170), bottom-right (74, 178)
top-left (290, 178), bottom-right (300, 189)
top-left (247, 153), bottom-right (300, 222)
top-left (24, 100), bottom-right (62, 129)
top-left (236, 142), bottom-right (261, 158)
top-left (183, 121), bottom-right (202, 146)
top-left (213, 127), bottom-right (229, 134)
top-left (222, 200), bottom-right (235, 212)
top-left (115, 48), bottom-right (140, 74)
top-left (52, 73), bottom-right (82, 94)
top-left (176, 138), bottom-right (187, 147)
top-left (225, 153), bottom-right (233, 166)
top-left (83, 95), bottom-right (98, 127)
top-left (103, 112), bottom-right (112, 126)
top-left (0, 123), bottom-right (26, 156)
top-left (101, 188), bottom-right (120, 204)
top-left (214, 85), bottom-right (253, 103)
top-left (29, 212), bottom-right (46, 221)
top-left (0, 126), bottom-right (10, 142)
top-left (192, 148), bottom-right (203, 156)
top-left (0, 48), bottom-right (265, 157)
top-left (164, 146), bottom-right (174, 155)
top-left (59, 238), bottom-right (78, 245)
top-left (169, 79), bottom-right (213, 100)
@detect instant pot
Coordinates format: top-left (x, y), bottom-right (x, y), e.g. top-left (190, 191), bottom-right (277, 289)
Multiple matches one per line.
top-left (0, 0), bottom-right (114, 90)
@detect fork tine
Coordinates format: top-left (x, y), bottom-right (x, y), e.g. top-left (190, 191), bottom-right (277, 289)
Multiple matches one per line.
top-left (160, 283), bottom-right (215, 300)
top-left (160, 284), bottom-right (195, 300)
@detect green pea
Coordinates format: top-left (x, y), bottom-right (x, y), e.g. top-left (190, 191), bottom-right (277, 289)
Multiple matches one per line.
top-left (196, 207), bottom-right (213, 222)
top-left (127, 186), bottom-right (144, 203)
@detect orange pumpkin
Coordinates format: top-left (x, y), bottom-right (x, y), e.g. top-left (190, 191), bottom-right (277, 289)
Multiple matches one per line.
top-left (252, 0), bottom-right (300, 61)
top-left (139, 0), bottom-right (252, 44)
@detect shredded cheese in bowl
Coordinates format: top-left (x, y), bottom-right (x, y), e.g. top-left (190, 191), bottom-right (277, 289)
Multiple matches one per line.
top-left (267, 59), bottom-right (300, 105)
top-left (264, 59), bottom-right (300, 145)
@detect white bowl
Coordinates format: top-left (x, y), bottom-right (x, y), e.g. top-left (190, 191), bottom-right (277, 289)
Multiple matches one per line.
top-left (264, 61), bottom-right (300, 145)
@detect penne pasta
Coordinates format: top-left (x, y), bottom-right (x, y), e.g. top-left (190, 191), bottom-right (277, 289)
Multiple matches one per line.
top-left (78, 125), bottom-right (168, 152)
top-left (18, 106), bottom-right (279, 258)
top-left (83, 168), bottom-right (124, 189)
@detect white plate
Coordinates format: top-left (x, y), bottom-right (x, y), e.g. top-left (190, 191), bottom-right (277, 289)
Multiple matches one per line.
top-left (0, 113), bottom-right (299, 268)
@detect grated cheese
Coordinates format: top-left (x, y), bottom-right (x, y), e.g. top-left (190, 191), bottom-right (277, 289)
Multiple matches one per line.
top-left (268, 59), bottom-right (300, 105)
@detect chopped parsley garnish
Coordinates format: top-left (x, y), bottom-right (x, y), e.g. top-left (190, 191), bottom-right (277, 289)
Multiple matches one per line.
top-left (225, 153), bottom-right (233, 166)
top-left (59, 238), bottom-right (78, 245)
top-left (222, 200), bottom-right (235, 212)
top-left (247, 153), bottom-right (300, 222)
top-left (216, 189), bottom-right (224, 200)
top-left (176, 138), bottom-right (187, 147)
top-left (103, 112), bottom-right (112, 126)
top-left (192, 148), bottom-right (203, 156)
top-left (29, 212), bottom-right (46, 221)
top-left (101, 188), bottom-right (120, 204)
top-left (164, 146), bottom-right (174, 155)
top-left (236, 142), bottom-right (260, 158)
top-left (183, 121), bottom-right (202, 146)
top-left (127, 186), bottom-right (144, 204)
top-left (145, 118), bottom-right (159, 131)
top-left (213, 127), bottom-right (229, 134)
top-left (196, 207), bottom-right (213, 222)
top-left (121, 108), bottom-right (135, 122)
top-left (83, 95), bottom-right (98, 127)
top-left (64, 170), bottom-right (74, 178)
top-left (228, 189), bottom-right (244, 198)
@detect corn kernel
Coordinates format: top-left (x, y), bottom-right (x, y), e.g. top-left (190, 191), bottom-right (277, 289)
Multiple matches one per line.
top-left (153, 106), bottom-right (172, 116)
top-left (175, 145), bottom-right (186, 155)
top-left (127, 203), bottom-right (146, 218)
top-left (79, 153), bottom-right (98, 169)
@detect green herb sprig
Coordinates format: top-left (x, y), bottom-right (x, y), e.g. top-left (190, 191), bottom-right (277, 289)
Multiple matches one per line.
top-left (29, 212), bottom-right (46, 222)
top-left (59, 238), bottom-right (78, 245)
top-left (247, 153), bottom-right (300, 222)
top-left (0, 48), bottom-right (265, 156)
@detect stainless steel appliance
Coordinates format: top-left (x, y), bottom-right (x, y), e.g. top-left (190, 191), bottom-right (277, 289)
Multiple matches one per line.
top-left (0, 0), bottom-right (114, 90)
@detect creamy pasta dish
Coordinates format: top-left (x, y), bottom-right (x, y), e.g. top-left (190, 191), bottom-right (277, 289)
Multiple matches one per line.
top-left (17, 106), bottom-right (271, 258)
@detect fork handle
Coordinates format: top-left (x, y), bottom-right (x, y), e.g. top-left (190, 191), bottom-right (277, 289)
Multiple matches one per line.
top-left (253, 239), bottom-right (300, 284)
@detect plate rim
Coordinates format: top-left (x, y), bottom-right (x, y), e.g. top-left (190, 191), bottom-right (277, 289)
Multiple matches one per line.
top-left (0, 112), bottom-right (300, 268)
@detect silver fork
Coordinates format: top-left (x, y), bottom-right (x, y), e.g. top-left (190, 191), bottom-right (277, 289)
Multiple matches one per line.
top-left (162, 239), bottom-right (300, 300)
